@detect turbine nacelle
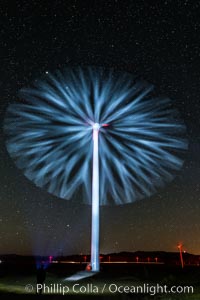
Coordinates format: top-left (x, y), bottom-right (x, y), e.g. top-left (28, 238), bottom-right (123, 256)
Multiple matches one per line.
top-left (92, 123), bottom-right (100, 130)
top-left (91, 122), bottom-right (109, 130)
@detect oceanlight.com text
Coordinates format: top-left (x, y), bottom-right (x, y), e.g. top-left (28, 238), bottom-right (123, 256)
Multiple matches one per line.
top-left (25, 282), bottom-right (195, 296)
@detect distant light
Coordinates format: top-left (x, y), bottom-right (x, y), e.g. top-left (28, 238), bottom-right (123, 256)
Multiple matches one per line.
top-left (45, 71), bottom-right (49, 74)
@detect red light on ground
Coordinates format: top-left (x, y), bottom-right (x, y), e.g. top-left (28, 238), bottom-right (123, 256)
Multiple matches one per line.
top-left (102, 124), bottom-right (109, 127)
top-left (86, 264), bottom-right (92, 271)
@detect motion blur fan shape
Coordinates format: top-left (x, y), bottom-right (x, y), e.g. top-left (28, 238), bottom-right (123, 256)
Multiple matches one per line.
top-left (4, 67), bottom-right (187, 206)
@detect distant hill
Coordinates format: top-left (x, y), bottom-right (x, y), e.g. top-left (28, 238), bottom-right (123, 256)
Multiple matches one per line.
top-left (0, 251), bottom-right (199, 266)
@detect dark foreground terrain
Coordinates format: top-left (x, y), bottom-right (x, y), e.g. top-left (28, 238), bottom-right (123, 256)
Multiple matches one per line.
top-left (0, 262), bottom-right (199, 299)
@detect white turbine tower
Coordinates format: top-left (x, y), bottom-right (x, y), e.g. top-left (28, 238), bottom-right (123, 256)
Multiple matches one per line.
top-left (4, 67), bottom-right (187, 277)
top-left (91, 122), bottom-right (100, 271)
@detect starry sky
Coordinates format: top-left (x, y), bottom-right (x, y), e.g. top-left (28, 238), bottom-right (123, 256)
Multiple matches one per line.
top-left (0, 1), bottom-right (200, 256)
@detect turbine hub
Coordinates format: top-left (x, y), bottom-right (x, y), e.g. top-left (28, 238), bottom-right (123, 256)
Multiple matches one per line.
top-left (93, 123), bottom-right (100, 130)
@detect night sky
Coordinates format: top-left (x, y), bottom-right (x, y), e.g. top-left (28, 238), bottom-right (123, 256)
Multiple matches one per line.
top-left (1, 1), bottom-right (200, 256)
